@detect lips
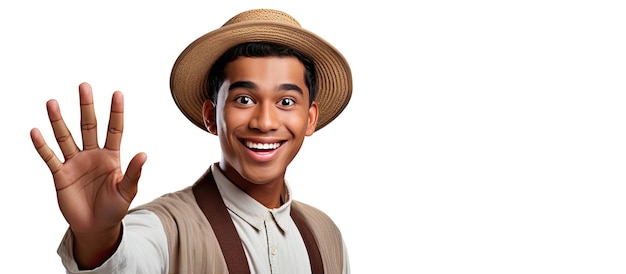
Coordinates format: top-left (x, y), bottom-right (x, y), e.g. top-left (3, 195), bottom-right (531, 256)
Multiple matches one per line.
top-left (241, 139), bottom-right (284, 162)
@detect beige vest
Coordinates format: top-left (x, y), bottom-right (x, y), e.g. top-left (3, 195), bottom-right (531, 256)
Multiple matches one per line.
top-left (134, 184), bottom-right (344, 274)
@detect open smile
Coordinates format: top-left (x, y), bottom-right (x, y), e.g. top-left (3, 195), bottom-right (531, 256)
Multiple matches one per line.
top-left (242, 140), bottom-right (284, 151)
top-left (240, 139), bottom-right (285, 162)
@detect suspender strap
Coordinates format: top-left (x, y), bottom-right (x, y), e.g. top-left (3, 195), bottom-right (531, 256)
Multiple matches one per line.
top-left (291, 203), bottom-right (325, 273)
top-left (192, 168), bottom-right (325, 274)
top-left (192, 169), bottom-right (251, 274)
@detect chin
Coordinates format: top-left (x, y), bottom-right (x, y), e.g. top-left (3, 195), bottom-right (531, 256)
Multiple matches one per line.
top-left (241, 165), bottom-right (284, 185)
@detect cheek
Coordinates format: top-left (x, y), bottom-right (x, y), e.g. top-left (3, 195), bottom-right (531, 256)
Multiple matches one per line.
top-left (283, 111), bottom-right (311, 133)
top-left (219, 107), bottom-right (249, 132)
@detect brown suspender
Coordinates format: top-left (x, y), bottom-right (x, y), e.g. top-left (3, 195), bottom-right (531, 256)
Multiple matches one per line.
top-left (192, 169), bottom-right (250, 274)
top-left (192, 169), bottom-right (324, 273)
top-left (290, 203), bottom-right (324, 273)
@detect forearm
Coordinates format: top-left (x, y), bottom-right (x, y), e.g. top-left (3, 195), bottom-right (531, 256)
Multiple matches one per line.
top-left (72, 224), bottom-right (122, 270)
top-left (57, 210), bottom-right (168, 274)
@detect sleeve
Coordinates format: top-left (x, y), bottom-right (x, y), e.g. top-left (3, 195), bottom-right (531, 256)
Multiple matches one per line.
top-left (56, 209), bottom-right (169, 274)
top-left (342, 239), bottom-right (350, 274)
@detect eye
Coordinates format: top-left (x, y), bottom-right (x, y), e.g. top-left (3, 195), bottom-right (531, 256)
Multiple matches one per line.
top-left (279, 98), bottom-right (295, 107)
top-left (235, 96), bottom-right (254, 105)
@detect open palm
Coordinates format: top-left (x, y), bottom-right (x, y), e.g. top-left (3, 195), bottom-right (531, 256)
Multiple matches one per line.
top-left (31, 82), bottom-right (147, 234)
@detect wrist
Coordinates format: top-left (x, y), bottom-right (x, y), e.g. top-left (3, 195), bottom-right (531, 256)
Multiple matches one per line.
top-left (72, 223), bottom-right (123, 269)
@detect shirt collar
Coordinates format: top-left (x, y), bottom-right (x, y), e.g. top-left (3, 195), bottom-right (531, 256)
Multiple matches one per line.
top-left (210, 164), bottom-right (293, 232)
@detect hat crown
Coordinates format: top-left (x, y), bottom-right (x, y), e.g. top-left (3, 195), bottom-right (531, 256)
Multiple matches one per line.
top-left (223, 9), bottom-right (301, 27)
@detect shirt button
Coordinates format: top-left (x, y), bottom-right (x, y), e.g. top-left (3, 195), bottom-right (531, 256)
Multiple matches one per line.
top-left (271, 247), bottom-right (277, 255)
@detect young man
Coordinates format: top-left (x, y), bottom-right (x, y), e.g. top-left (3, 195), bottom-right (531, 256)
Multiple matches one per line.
top-left (30, 8), bottom-right (352, 274)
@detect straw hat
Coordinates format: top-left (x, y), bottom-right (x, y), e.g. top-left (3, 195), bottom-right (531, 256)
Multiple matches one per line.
top-left (170, 8), bottom-right (352, 132)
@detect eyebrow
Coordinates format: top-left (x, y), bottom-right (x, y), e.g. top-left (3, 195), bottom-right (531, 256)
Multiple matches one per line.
top-left (229, 81), bottom-right (303, 95)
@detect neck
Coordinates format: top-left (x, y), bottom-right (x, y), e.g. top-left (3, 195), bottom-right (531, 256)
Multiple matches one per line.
top-left (218, 164), bottom-right (284, 208)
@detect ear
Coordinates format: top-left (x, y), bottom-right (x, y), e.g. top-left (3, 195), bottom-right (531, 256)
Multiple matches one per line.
top-left (305, 101), bottom-right (319, 136)
top-left (202, 99), bottom-right (218, 135)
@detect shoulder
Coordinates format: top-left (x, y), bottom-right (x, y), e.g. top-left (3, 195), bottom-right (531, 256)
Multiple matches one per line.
top-left (129, 186), bottom-right (214, 243)
top-left (131, 187), bottom-right (195, 213)
top-left (129, 186), bottom-right (206, 228)
top-left (292, 200), bottom-right (330, 217)
top-left (292, 200), bottom-right (341, 232)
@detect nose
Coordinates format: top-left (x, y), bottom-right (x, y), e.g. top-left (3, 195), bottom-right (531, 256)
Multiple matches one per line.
top-left (249, 102), bottom-right (279, 132)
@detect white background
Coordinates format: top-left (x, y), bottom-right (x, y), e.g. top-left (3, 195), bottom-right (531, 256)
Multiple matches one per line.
top-left (2, 0), bottom-right (625, 273)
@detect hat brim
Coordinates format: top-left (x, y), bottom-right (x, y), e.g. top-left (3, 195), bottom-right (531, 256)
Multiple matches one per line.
top-left (170, 20), bottom-right (352, 132)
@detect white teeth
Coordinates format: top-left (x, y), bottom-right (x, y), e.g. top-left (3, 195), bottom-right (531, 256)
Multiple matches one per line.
top-left (245, 141), bottom-right (280, 150)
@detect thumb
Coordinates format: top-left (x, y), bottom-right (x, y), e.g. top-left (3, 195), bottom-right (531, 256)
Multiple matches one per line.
top-left (118, 152), bottom-right (147, 203)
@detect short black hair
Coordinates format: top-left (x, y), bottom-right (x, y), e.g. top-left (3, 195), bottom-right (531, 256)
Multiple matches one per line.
top-left (206, 42), bottom-right (317, 105)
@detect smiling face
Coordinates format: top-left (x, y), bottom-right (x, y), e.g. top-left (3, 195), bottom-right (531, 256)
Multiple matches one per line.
top-left (203, 56), bottom-right (318, 190)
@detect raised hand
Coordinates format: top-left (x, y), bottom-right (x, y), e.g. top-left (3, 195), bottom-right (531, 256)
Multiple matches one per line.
top-left (30, 82), bottom-right (147, 267)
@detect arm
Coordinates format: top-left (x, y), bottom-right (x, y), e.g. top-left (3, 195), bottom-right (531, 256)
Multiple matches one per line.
top-left (72, 225), bottom-right (123, 269)
top-left (31, 82), bottom-right (147, 269)
top-left (58, 210), bottom-right (169, 274)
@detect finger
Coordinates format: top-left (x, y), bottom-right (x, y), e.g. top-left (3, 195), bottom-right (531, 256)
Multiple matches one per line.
top-left (117, 152), bottom-right (147, 203)
top-left (30, 128), bottom-right (64, 174)
top-left (104, 91), bottom-right (124, 151)
top-left (47, 99), bottom-right (81, 160)
top-left (79, 83), bottom-right (99, 150)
